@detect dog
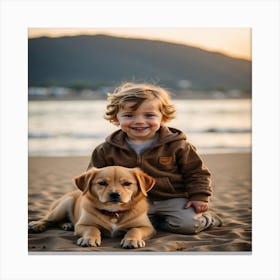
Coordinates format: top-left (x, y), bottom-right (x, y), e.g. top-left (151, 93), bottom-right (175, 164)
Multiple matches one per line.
top-left (28, 166), bottom-right (156, 249)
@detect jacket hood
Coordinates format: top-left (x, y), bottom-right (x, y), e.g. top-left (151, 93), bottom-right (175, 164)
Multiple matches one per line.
top-left (105, 126), bottom-right (187, 149)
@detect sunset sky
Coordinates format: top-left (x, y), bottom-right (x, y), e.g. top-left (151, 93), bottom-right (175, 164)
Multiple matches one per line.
top-left (28, 28), bottom-right (251, 61)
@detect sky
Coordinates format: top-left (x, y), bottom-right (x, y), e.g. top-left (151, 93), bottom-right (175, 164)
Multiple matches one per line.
top-left (28, 28), bottom-right (251, 61)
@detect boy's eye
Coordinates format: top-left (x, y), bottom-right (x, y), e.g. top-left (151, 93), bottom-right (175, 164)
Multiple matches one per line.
top-left (145, 113), bottom-right (155, 118)
top-left (123, 114), bottom-right (133, 118)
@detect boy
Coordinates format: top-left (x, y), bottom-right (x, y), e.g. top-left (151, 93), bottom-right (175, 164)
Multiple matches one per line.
top-left (88, 82), bottom-right (222, 234)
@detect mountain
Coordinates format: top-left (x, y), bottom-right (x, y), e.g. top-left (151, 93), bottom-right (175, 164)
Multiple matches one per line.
top-left (28, 35), bottom-right (251, 91)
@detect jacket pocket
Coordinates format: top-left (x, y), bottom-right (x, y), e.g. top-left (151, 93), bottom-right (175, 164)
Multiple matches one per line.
top-left (159, 156), bottom-right (173, 165)
top-left (157, 156), bottom-right (177, 172)
top-left (154, 177), bottom-right (176, 193)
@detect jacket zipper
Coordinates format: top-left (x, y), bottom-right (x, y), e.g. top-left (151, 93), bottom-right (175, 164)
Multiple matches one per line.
top-left (136, 154), bottom-right (142, 167)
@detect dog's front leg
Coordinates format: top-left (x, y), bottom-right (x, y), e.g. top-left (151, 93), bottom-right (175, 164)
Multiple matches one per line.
top-left (121, 226), bottom-right (155, 249)
top-left (75, 224), bottom-right (101, 247)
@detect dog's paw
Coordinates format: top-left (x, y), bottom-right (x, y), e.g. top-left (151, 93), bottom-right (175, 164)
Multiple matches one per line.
top-left (28, 221), bottom-right (48, 232)
top-left (76, 236), bottom-right (101, 247)
top-left (60, 222), bottom-right (74, 231)
top-left (120, 238), bottom-right (146, 249)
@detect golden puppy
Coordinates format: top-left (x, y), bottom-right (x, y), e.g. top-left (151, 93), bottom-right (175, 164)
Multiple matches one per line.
top-left (28, 166), bottom-right (156, 249)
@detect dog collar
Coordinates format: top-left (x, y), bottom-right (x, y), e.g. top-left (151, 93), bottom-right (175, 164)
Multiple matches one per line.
top-left (98, 209), bottom-right (128, 219)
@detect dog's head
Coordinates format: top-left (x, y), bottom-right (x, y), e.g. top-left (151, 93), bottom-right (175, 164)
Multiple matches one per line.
top-left (74, 166), bottom-right (155, 205)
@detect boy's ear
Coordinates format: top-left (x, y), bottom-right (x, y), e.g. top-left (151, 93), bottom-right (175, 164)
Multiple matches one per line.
top-left (160, 117), bottom-right (168, 125)
top-left (111, 118), bottom-right (120, 126)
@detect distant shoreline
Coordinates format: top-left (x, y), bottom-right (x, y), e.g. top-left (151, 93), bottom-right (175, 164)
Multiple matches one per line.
top-left (28, 85), bottom-right (251, 101)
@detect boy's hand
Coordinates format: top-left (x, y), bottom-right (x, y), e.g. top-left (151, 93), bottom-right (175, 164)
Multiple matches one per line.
top-left (184, 200), bottom-right (209, 213)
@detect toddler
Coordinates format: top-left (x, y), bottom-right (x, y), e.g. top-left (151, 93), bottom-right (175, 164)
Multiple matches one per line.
top-left (88, 82), bottom-right (222, 234)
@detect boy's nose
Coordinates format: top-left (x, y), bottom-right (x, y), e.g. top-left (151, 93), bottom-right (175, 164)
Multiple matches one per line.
top-left (134, 115), bottom-right (145, 123)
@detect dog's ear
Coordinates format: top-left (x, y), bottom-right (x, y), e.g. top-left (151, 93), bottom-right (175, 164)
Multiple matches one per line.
top-left (74, 167), bottom-right (99, 194)
top-left (133, 168), bottom-right (155, 196)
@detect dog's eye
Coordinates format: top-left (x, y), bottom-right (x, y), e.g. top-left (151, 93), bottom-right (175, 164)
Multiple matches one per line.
top-left (122, 181), bottom-right (132, 187)
top-left (98, 181), bottom-right (108, 186)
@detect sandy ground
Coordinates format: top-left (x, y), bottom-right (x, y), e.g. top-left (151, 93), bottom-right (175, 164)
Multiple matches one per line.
top-left (28, 153), bottom-right (251, 253)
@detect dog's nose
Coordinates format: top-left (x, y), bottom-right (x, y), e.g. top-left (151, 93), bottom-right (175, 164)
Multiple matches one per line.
top-left (109, 192), bottom-right (121, 202)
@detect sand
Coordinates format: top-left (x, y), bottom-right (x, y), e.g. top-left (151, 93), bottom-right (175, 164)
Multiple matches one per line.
top-left (28, 153), bottom-right (251, 253)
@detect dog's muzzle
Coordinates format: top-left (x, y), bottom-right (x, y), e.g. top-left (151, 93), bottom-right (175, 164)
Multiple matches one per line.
top-left (109, 192), bottom-right (121, 202)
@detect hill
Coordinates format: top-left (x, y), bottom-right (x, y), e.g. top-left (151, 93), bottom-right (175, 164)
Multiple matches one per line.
top-left (28, 35), bottom-right (251, 91)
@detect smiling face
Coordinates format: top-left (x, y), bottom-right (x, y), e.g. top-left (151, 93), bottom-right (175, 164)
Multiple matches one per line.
top-left (114, 99), bottom-right (166, 143)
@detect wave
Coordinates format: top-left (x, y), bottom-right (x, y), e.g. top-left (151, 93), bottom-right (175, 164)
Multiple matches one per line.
top-left (28, 128), bottom-right (251, 139)
top-left (189, 128), bottom-right (251, 134)
top-left (28, 132), bottom-right (107, 139)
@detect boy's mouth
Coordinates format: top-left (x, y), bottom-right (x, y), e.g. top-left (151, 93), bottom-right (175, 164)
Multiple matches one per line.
top-left (131, 127), bottom-right (149, 132)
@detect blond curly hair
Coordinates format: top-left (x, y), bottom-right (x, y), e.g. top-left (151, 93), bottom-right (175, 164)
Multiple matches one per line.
top-left (104, 82), bottom-right (176, 123)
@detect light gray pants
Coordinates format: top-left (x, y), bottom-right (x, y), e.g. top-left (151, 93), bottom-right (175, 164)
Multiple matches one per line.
top-left (148, 198), bottom-right (214, 234)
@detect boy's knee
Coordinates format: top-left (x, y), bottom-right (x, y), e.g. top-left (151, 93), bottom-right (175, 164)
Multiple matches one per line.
top-left (149, 198), bottom-right (212, 234)
top-left (162, 214), bottom-right (208, 234)
top-left (162, 215), bottom-right (205, 234)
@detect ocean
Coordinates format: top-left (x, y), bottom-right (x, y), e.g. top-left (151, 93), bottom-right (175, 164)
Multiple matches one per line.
top-left (28, 99), bottom-right (251, 156)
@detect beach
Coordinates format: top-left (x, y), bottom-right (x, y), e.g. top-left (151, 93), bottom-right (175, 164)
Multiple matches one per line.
top-left (28, 153), bottom-right (252, 253)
